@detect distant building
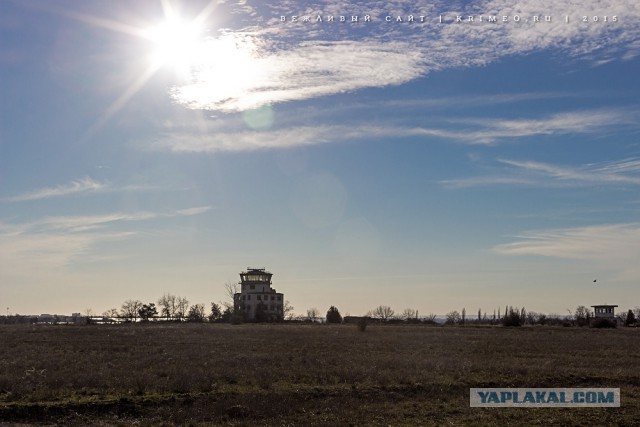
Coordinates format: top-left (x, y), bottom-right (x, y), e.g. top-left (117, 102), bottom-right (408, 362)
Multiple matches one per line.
top-left (234, 267), bottom-right (284, 321)
top-left (591, 304), bottom-right (620, 326)
top-left (591, 305), bottom-right (618, 319)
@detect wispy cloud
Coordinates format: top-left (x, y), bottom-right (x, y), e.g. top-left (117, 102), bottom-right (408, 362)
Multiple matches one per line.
top-left (155, 108), bottom-right (638, 152)
top-left (494, 222), bottom-right (640, 282)
top-left (0, 206), bottom-right (212, 272)
top-left (438, 109), bottom-right (638, 144)
top-left (168, 0), bottom-right (640, 113)
top-left (495, 223), bottom-right (640, 263)
top-left (2, 177), bottom-right (162, 203)
top-left (171, 38), bottom-right (424, 112)
top-left (441, 157), bottom-right (640, 189)
top-left (4, 177), bottom-right (107, 202)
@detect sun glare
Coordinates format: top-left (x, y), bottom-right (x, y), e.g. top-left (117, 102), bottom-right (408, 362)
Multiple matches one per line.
top-left (171, 34), bottom-right (270, 111)
top-left (143, 15), bottom-right (204, 75)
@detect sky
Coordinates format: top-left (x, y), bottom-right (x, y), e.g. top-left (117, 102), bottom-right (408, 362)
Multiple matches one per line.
top-left (1, 0), bottom-right (639, 317)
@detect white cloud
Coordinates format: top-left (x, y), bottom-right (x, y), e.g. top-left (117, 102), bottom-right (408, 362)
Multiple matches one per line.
top-left (441, 156), bottom-right (640, 188)
top-left (494, 223), bottom-right (640, 283)
top-left (176, 206), bottom-right (213, 216)
top-left (2, 177), bottom-right (163, 203)
top-left (0, 206), bottom-right (212, 273)
top-left (168, 0), bottom-right (640, 113)
top-left (440, 109), bottom-right (638, 144)
top-left (4, 177), bottom-right (107, 202)
top-left (495, 223), bottom-right (640, 262)
top-left (156, 108), bottom-right (637, 152)
top-left (171, 38), bottom-right (425, 112)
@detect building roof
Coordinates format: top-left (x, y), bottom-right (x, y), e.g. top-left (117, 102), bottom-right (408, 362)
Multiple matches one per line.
top-left (591, 305), bottom-right (618, 308)
top-left (241, 267), bottom-right (272, 275)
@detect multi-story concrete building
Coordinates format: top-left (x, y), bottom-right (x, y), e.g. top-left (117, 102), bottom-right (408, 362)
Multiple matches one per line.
top-left (234, 267), bottom-right (284, 321)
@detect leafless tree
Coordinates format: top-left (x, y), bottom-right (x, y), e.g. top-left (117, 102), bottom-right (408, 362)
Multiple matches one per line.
top-left (283, 300), bottom-right (295, 320)
top-left (157, 293), bottom-right (177, 320)
top-left (575, 305), bottom-right (591, 326)
top-left (102, 308), bottom-right (119, 320)
top-left (306, 307), bottom-right (320, 322)
top-left (175, 296), bottom-right (189, 321)
top-left (372, 305), bottom-right (395, 321)
top-left (425, 313), bottom-right (438, 323)
top-left (445, 310), bottom-right (461, 325)
top-left (223, 280), bottom-right (240, 310)
top-left (120, 299), bottom-right (143, 322)
top-left (401, 308), bottom-right (418, 320)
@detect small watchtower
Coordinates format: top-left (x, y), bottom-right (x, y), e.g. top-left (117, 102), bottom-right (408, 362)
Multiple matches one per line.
top-left (591, 305), bottom-right (618, 319)
top-left (234, 267), bottom-right (284, 321)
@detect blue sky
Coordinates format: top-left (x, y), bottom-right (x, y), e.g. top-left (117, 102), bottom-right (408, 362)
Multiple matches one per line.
top-left (1, 0), bottom-right (639, 317)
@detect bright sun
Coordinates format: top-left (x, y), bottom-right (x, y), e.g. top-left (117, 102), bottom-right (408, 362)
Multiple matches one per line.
top-left (142, 15), bottom-right (205, 75)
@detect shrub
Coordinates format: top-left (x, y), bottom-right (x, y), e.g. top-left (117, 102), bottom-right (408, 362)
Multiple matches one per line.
top-left (357, 317), bottom-right (367, 332)
top-left (230, 311), bottom-right (244, 325)
top-left (625, 310), bottom-right (636, 327)
top-left (326, 306), bottom-right (342, 324)
top-left (502, 306), bottom-right (524, 327)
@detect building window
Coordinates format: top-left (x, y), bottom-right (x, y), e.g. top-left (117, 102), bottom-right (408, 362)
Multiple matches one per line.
top-left (277, 295), bottom-right (282, 301)
top-left (248, 295), bottom-right (251, 300)
top-left (250, 285), bottom-right (255, 290)
top-left (271, 296), bottom-right (275, 301)
top-left (257, 295), bottom-right (261, 300)
top-left (247, 305), bottom-right (251, 311)
top-left (242, 295), bottom-right (246, 300)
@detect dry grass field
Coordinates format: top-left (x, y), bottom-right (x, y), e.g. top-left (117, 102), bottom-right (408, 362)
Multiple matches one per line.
top-left (0, 323), bottom-right (638, 425)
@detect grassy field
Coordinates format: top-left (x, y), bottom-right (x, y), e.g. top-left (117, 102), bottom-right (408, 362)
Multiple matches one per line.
top-left (0, 323), bottom-right (638, 425)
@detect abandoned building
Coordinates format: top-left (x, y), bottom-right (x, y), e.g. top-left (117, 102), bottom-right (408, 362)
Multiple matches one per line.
top-left (591, 304), bottom-right (618, 319)
top-left (234, 267), bottom-right (284, 321)
top-left (591, 305), bottom-right (617, 320)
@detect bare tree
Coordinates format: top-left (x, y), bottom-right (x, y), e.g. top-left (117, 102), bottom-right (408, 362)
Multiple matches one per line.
top-left (372, 305), bottom-right (395, 321)
top-left (401, 308), bottom-right (418, 320)
top-left (223, 280), bottom-right (240, 310)
top-left (425, 313), bottom-right (438, 323)
top-left (175, 296), bottom-right (190, 321)
top-left (306, 307), bottom-right (320, 322)
top-left (157, 293), bottom-right (177, 320)
top-left (283, 300), bottom-right (295, 320)
top-left (120, 299), bottom-right (143, 322)
top-left (102, 308), bottom-right (119, 322)
top-left (575, 305), bottom-right (591, 326)
top-left (445, 310), bottom-right (461, 325)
